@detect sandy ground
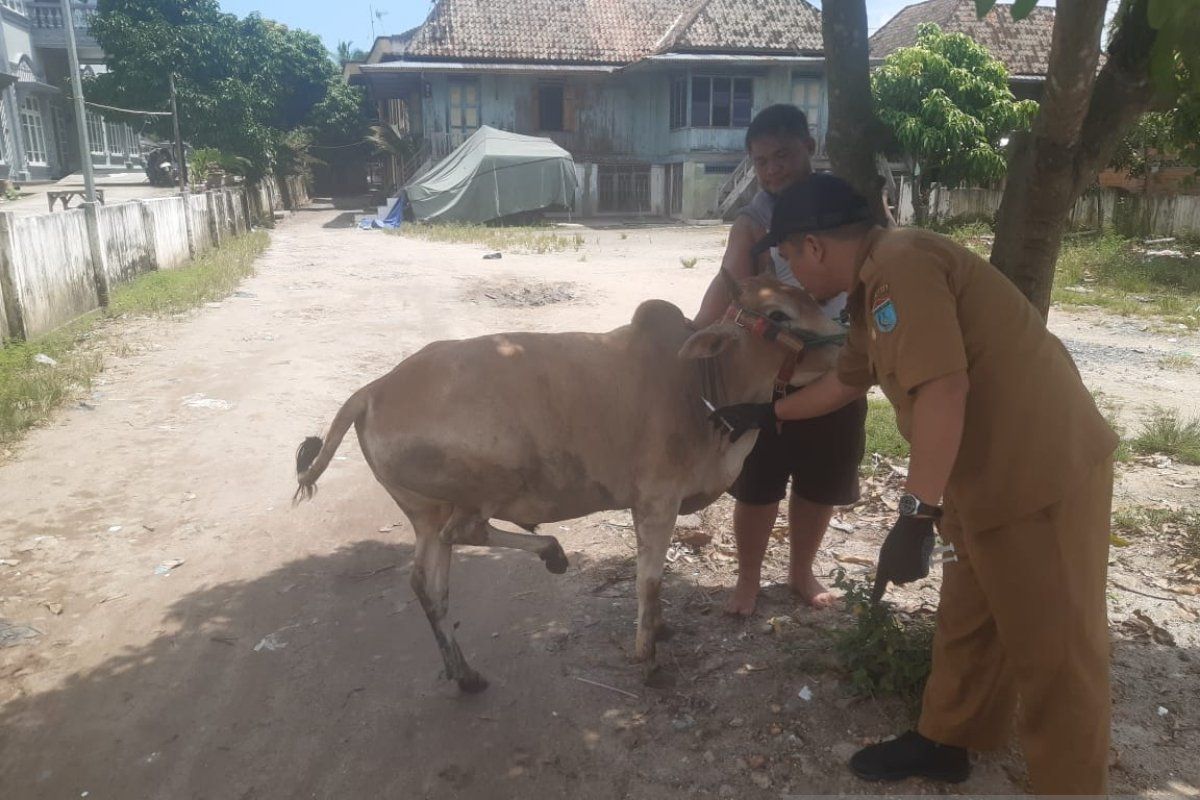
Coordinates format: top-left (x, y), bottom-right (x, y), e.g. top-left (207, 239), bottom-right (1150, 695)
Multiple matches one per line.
top-left (1, 204), bottom-right (1198, 799)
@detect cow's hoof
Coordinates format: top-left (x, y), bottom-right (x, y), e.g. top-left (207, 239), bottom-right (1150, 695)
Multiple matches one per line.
top-left (539, 542), bottom-right (569, 574)
top-left (642, 662), bottom-right (674, 689)
top-left (654, 623), bottom-right (675, 643)
top-left (457, 670), bottom-right (489, 694)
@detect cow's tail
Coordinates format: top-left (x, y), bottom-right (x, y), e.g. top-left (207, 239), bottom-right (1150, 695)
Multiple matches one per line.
top-left (293, 388), bottom-right (369, 505)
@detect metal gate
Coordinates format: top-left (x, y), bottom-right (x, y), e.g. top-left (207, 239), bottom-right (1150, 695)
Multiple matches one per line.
top-left (598, 164), bottom-right (650, 213)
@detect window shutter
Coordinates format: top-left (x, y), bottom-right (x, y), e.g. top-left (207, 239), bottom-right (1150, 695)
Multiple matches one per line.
top-left (563, 85), bottom-right (577, 132)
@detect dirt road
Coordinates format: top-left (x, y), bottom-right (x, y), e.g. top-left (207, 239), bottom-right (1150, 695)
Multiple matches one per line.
top-left (2, 205), bottom-right (1198, 799)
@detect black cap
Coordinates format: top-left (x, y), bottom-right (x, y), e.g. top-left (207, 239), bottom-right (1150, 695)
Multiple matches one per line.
top-left (752, 173), bottom-right (872, 256)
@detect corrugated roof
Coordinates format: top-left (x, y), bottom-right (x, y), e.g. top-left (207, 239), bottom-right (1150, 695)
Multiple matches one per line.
top-left (869, 0), bottom-right (1055, 76)
top-left (404, 0), bottom-right (825, 64)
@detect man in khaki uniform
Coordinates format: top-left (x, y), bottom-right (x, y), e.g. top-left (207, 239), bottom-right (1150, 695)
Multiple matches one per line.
top-left (713, 174), bottom-right (1117, 794)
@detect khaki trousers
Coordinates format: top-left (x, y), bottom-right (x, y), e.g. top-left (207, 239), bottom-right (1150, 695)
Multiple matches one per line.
top-left (918, 459), bottom-right (1114, 795)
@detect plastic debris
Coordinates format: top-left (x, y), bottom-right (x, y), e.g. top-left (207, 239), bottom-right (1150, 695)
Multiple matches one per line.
top-left (254, 633), bottom-right (288, 652)
top-left (154, 558), bottom-right (185, 576)
top-left (33, 353), bottom-right (58, 366)
top-left (798, 685), bottom-right (814, 702)
top-left (182, 394), bottom-right (232, 410)
top-left (0, 620), bottom-right (42, 647)
top-left (1158, 706), bottom-right (1170, 717)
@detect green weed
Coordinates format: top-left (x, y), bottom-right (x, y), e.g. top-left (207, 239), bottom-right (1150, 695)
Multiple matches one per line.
top-left (1158, 353), bottom-right (1196, 371)
top-left (1132, 409), bottom-right (1200, 465)
top-left (829, 570), bottom-right (934, 716)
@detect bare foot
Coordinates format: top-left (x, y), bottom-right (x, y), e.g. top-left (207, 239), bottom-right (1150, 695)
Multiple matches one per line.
top-left (791, 573), bottom-right (836, 609)
top-left (724, 580), bottom-right (759, 616)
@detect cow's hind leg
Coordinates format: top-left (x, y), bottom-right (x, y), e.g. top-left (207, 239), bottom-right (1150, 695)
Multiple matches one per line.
top-left (483, 527), bottom-right (569, 574)
top-left (408, 505), bottom-right (488, 693)
top-left (631, 500), bottom-right (678, 674)
top-left (437, 511), bottom-right (568, 574)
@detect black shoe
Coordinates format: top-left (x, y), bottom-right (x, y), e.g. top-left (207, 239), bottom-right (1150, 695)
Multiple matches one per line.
top-left (849, 730), bottom-right (970, 783)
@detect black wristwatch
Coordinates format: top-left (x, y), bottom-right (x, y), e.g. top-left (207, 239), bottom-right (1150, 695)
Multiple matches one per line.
top-left (898, 492), bottom-right (943, 520)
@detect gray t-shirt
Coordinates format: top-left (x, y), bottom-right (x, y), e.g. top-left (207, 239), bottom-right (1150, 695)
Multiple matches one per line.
top-left (738, 189), bottom-right (847, 321)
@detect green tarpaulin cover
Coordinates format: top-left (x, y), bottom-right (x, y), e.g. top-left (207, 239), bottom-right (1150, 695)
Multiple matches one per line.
top-left (406, 126), bottom-right (579, 224)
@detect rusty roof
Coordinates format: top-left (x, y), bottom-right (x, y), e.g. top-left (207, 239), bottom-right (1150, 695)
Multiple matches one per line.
top-left (404, 0), bottom-right (825, 64)
top-left (869, 0), bottom-right (1055, 76)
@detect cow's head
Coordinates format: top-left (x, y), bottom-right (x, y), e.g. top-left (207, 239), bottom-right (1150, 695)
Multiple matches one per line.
top-left (678, 274), bottom-right (843, 401)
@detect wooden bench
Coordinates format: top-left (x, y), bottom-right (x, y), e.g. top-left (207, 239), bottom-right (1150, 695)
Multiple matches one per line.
top-left (47, 189), bottom-right (105, 212)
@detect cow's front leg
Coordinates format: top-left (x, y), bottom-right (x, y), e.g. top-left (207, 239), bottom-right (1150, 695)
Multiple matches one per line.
top-left (631, 500), bottom-right (678, 670)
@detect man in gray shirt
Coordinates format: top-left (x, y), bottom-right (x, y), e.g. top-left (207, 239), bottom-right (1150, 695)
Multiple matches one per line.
top-left (693, 105), bottom-right (865, 614)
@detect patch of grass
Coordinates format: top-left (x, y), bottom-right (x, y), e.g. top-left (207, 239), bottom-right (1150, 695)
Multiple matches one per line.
top-left (1131, 409), bottom-right (1200, 465)
top-left (863, 398), bottom-right (909, 464)
top-left (1158, 353), bottom-right (1196, 371)
top-left (0, 231), bottom-right (269, 446)
top-left (0, 319), bottom-right (104, 446)
top-left (394, 222), bottom-right (585, 254)
top-left (108, 230), bottom-right (269, 316)
top-left (829, 570), bottom-right (934, 717)
top-left (1052, 234), bottom-right (1200, 329)
top-left (680, 256), bottom-right (698, 269)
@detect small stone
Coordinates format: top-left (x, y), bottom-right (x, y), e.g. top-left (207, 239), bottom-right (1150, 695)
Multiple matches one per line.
top-left (749, 771), bottom-right (771, 789)
top-left (1157, 706), bottom-right (1170, 717)
top-left (769, 723), bottom-right (783, 736)
top-left (831, 742), bottom-right (859, 761)
top-left (671, 715), bottom-right (696, 732)
top-left (703, 750), bottom-right (716, 764)
top-left (729, 717), bottom-right (745, 728)
top-left (746, 754), bottom-right (767, 770)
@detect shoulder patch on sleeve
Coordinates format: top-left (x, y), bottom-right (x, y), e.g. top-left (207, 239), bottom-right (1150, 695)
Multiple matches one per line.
top-left (871, 284), bottom-right (896, 333)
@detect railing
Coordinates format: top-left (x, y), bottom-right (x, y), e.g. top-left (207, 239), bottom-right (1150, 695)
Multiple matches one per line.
top-left (29, 1), bottom-right (96, 29)
top-left (429, 131), bottom-right (468, 162)
top-left (397, 138), bottom-right (431, 186)
top-left (0, 0), bottom-right (27, 15)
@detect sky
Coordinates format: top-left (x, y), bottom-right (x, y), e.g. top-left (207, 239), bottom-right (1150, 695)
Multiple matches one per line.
top-left (216, 0), bottom-right (1061, 56)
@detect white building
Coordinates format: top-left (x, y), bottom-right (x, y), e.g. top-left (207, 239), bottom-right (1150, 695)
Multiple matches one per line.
top-left (0, 0), bottom-right (142, 184)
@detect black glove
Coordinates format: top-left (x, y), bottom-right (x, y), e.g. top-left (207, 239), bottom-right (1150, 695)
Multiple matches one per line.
top-left (871, 515), bottom-right (937, 603)
top-left (709, 402), bottom-right (776, 443)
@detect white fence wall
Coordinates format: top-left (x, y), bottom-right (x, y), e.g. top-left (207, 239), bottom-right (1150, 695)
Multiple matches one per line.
top-left (0, 210), bottom-right (99, 339)
top-left (1, 179), bottom-right (307, 341)
top-left (897, 179), bottom-right (1200, 239)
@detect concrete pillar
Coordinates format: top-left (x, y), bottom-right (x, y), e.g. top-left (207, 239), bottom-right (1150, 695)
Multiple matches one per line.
top-left (0, 211), bottom-right (27, 340)
top-left (82, 201), bottom-right (110, 306)
top-left (138, 200), bottom-right (161, 270)
top-left (181, 189), bottom-right (196, 258)
top-left (649, 165), bottom-right (665, 217)
top-left (206, 191), bottom-right (222, 248)
top-left (584, 164), bottom-right (599, 216)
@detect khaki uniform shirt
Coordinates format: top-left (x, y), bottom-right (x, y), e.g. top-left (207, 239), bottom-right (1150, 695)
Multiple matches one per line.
top-left (837, 227), bottom-right (1118, 533)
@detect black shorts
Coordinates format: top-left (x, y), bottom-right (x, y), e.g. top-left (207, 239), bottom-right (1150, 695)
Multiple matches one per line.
top-left (729, 396), bottom-right (867, 507)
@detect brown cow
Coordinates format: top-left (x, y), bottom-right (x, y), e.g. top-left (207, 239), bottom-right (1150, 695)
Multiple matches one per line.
top-left (293, 275), bottom-right (843, 691)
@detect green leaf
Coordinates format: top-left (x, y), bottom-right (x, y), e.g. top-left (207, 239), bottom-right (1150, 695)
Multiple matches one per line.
top-left (1010, 0), bottom-right (1038, 20)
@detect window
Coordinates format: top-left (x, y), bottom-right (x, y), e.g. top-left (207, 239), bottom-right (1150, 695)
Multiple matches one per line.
top-left (448, 80), bottom-right (480, 134)
top-left (792, 77), bottom-right (823, 142)
top-left (86, 110), bottom-right (105, 155)
top-left (669, 78), bottom-right (688, 129)
top-left (52, 105), bottom-right (70, 168)
top-left (537, 84), bottom-right (564, 131)
top-left (106, 121), bottom-right (123, 156)
top-left (20, 97), bottom-right (48, 165)
top-left (690, 76), bottom-right (753, 128)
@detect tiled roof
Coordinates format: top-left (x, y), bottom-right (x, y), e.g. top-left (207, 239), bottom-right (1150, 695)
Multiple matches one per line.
top-left (869, 0), bottom-right (1055, 76)
top-left (667, 0), bottom-right (824, 54)
top-left (404, 0), bottom-right (825, 64)
top-left (405, 0), bottom-right (695, 64)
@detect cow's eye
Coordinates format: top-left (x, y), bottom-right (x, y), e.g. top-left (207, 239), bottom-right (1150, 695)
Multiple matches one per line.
top-left (767, 310), bottom-right (791, 323)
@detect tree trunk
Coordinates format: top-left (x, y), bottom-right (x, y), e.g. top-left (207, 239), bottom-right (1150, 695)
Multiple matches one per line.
top-left (913, 178), bottom-right (932, 228)
top-left (821, 0), bottom-right (890, 225)
top-left (991, 0), bottom-right (1158, 316)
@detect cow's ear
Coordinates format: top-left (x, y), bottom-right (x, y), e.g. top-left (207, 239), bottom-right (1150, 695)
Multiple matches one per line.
top-left (679, 324), bottom-right (740, 360)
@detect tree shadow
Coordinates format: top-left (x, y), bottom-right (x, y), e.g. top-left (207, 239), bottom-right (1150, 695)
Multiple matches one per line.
top-left (0, 533), bottom-right (1195, 799)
